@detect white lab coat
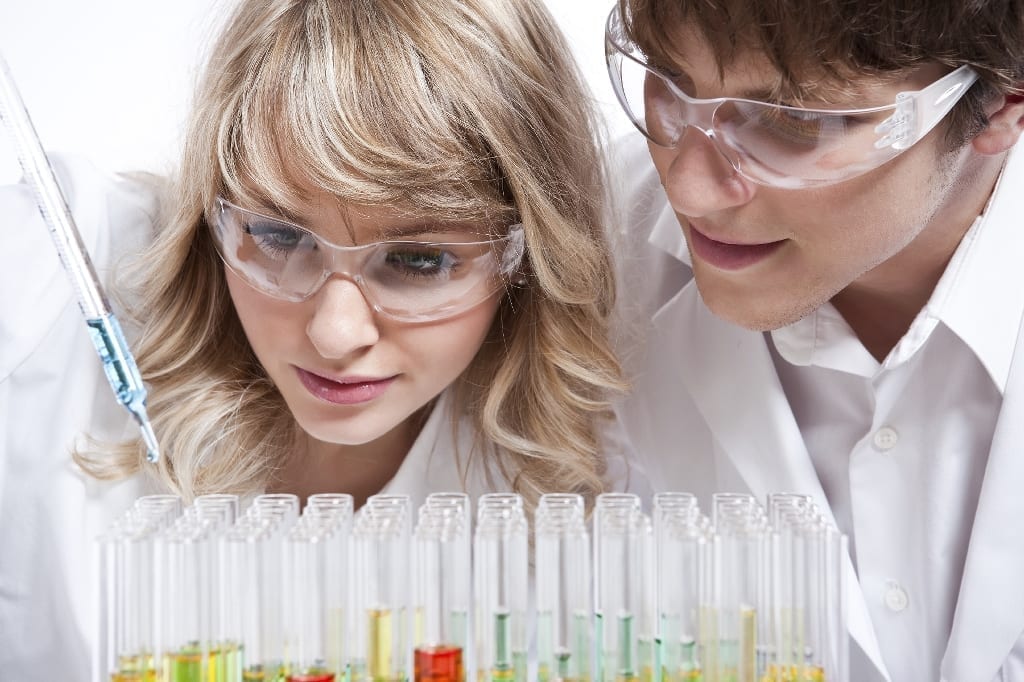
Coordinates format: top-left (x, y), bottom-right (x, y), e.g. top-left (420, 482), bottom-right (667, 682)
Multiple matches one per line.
top-left (0, 157), bottom-right (632, 679)
top-left (609, 133), bottom-right (1024, 682)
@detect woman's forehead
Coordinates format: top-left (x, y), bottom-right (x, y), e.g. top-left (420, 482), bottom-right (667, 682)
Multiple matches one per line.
top-left (230, 186), bottom-right (502, 244)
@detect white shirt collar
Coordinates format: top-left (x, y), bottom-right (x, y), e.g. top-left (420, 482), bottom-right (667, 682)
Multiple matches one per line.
top-left (773, 148), bottom-right (1024, 392)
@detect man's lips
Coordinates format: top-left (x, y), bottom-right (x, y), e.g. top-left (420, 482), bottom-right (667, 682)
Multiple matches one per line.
top-left (687, 222), bottom-right (786, 271)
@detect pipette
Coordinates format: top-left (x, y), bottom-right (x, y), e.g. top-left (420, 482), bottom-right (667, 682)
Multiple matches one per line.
top-left (0, 54), bottom-right (159, 462)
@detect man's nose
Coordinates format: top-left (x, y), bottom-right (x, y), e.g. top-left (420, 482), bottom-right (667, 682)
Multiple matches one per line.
top-left (655, 126), bottom-right (757, 218)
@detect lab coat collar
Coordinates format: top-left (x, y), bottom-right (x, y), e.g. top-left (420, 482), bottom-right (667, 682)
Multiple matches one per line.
top-left (941, 152), bottom-right (1024, 682)
top-left (938, 147), bottom-right (1024, 394)
top-left (651, 280), bottom-right (891, 680)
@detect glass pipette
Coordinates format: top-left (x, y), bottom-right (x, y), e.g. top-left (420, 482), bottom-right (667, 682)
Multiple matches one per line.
top-left (0, 54), bottom-right (160, 462)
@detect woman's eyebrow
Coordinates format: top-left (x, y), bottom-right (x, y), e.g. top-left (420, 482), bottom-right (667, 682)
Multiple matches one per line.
top-left (243, 200), bottom-right (308, 226)
top-left (372, 221), bottom-right (485, 241)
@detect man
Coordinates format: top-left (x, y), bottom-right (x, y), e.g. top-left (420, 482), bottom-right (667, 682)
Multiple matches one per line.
top-left (604, 0), bottom-right (1024, 679)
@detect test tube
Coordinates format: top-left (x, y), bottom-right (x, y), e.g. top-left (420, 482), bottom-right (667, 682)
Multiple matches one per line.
top-left (156, 519), bottom-right (215, 682)
top-left (250, 494), bottom-right (301, 527)
top-left (712, 504), bottom-right (766, 682)
top-left (97, 517), bottom-right (159, 682)
top-left (474, 494), bottom-right (528, 682)
top-left (820, 527), bottom-right (848, 682)
top-left (792, 517), bottom-right (847, 682)
top-left (195, 494), bottom-right (240, 528)
top-left (535, 494), bottom-right (591, 682)
top-left (307, 493), bottom-right (355, 521)
top-left (133, 495), bottom-right (183, 530)
top-left (592, 493), bottom-right (645, 682)
top-left (413, 505), bottom-right (470, 681)
top-left (654, 494), bottom-right (706, 682)
top-left (352, 497), bottom-right (412, 682)
top-left (284, 516), bottom-right (349, 682)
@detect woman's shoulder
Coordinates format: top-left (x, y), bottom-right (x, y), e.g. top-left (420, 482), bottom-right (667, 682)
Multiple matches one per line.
top-left (1, 154), bottom-right (162, 380)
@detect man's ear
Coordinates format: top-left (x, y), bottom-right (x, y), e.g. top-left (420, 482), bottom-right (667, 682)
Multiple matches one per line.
top-left (973, 91), bottom-right (1024, 155)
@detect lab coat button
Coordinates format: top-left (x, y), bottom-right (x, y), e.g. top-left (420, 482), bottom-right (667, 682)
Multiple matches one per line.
top-left (872, 426), bottom-right (899, 451)
top-left (884, 584), bottom-right (909, 612)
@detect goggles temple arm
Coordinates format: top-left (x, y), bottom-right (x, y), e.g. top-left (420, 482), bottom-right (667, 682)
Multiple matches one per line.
top-left (874, 65), bottom-right (979, 151)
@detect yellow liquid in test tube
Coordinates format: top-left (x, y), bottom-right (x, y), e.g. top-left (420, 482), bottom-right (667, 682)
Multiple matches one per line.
top-left (112, 653), bottom-right (156, 682)
top-left (368, 608), bottom-right (404, 682)
top-left (759, 664), bottom-right (825, 682)
top-left (163, 648), bottom-right (202, 682)
top-left (740, 608), bottom-right (756, 682)
top-left (209, 642), bottom-right (244, 682)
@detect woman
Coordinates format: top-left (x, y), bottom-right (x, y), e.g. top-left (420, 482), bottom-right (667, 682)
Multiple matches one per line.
top-left (0, 0), bottom-right (627, 677)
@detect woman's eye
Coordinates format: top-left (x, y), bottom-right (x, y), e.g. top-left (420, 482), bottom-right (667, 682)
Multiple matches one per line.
top-left (384, 246), bottom-right (458, 277)
top-left (244, 222), bottom-right (312, 256)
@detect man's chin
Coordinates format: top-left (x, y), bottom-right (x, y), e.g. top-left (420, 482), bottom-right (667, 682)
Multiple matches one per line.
top-left (697, 284), bottom-right (817, 333)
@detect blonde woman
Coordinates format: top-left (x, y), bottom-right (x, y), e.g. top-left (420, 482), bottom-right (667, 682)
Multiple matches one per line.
top-left (0, 0), bottom-right (626, 676)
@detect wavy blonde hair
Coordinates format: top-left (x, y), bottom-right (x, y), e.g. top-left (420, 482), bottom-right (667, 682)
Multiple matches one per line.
top-left (77, 0), bottom-right (623, 511)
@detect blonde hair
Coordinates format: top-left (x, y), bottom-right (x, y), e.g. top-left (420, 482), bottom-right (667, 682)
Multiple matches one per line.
top-left (77, 0), bottom-right (623, 511)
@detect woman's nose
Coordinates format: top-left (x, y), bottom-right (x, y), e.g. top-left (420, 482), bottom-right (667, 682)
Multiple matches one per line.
top-left (306, 277), bottom-right (381, 359)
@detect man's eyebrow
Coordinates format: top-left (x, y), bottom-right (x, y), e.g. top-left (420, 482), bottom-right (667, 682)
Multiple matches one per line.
top-left (738, 86), bottom-right (780, 102)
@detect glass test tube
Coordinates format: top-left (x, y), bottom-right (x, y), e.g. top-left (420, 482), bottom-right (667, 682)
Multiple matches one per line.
top-left (713, 506), bottom-right (766, 682)
top-left (353, 496), bottom-right (412, 682)
top-left (474, 494), bottom-right (528, 682)
top-left (413, 505), bottom-right (470, 681)
top-left (99, 517), bottom-right (159, 682)
top-left (157, 519), bottom-right (215, 682)
top-left (192, 495), bottom-right (243, 681)
top-left (535, 494), bottom-right (591, 682)
top-left (134, 495), bottom-right (184, 530)
top-left (284, 517), bottom-right (349, 682)
top-left (768, 505), bottom-right (814, 682)
top-left (593, 493), bottom-right (645, 682)
top-left (786, 518), bottom-right (847, 682)
top-left (653, 494), bottom-right (706, 682)
top-left (224, 516), bottom-right (288, 679)
top-left (251, 494), bottom-right (301, 527)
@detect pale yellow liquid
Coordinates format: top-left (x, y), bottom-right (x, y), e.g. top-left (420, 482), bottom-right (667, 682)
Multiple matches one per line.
top-left (111, 653), bottom-right (156, 682)
top-left (368, 608), bottom-right (405, 682)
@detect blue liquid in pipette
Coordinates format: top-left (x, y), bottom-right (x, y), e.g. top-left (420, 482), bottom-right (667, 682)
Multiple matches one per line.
top-left (86, 314), bottom-right (160, 462)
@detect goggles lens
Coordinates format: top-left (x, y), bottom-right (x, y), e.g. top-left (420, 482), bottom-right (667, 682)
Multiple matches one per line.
top-left (605, 7), bottom-right (978, 188)
top-left (210, 198), bottom-right (525, 322)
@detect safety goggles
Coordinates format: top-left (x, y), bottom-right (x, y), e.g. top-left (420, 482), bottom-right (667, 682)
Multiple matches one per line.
top-left (605, 6), bottom-right (979, 188)
top-left (209, 197), bottom-right (525, 323)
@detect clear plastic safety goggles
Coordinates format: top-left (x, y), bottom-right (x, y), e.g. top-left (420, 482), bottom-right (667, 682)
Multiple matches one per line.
top-left (209, 197), bottom-right (526, 323)
top-left (605, 6), bottom-right (979, 188)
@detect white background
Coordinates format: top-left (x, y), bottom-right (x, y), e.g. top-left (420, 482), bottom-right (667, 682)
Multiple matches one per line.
top-left (0, 0), bottom-right (631, 184)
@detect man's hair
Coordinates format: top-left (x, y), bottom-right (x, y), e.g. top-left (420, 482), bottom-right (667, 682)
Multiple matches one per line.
top-left (622, 0), bottom-right (1024, 146)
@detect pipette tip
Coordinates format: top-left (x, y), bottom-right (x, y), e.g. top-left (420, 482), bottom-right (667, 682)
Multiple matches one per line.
top-left (136, 411), bottom-right (160, 463)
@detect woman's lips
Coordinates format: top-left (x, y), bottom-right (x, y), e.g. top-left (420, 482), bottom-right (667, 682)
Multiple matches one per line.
top-left (687, 223), bottom-right (785, 271)
top-left (296, 367), bottom-right (396, 405)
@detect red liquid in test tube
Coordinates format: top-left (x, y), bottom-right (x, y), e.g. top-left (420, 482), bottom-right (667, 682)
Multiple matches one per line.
top-left (414, 645), bottom-right (464, 681)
